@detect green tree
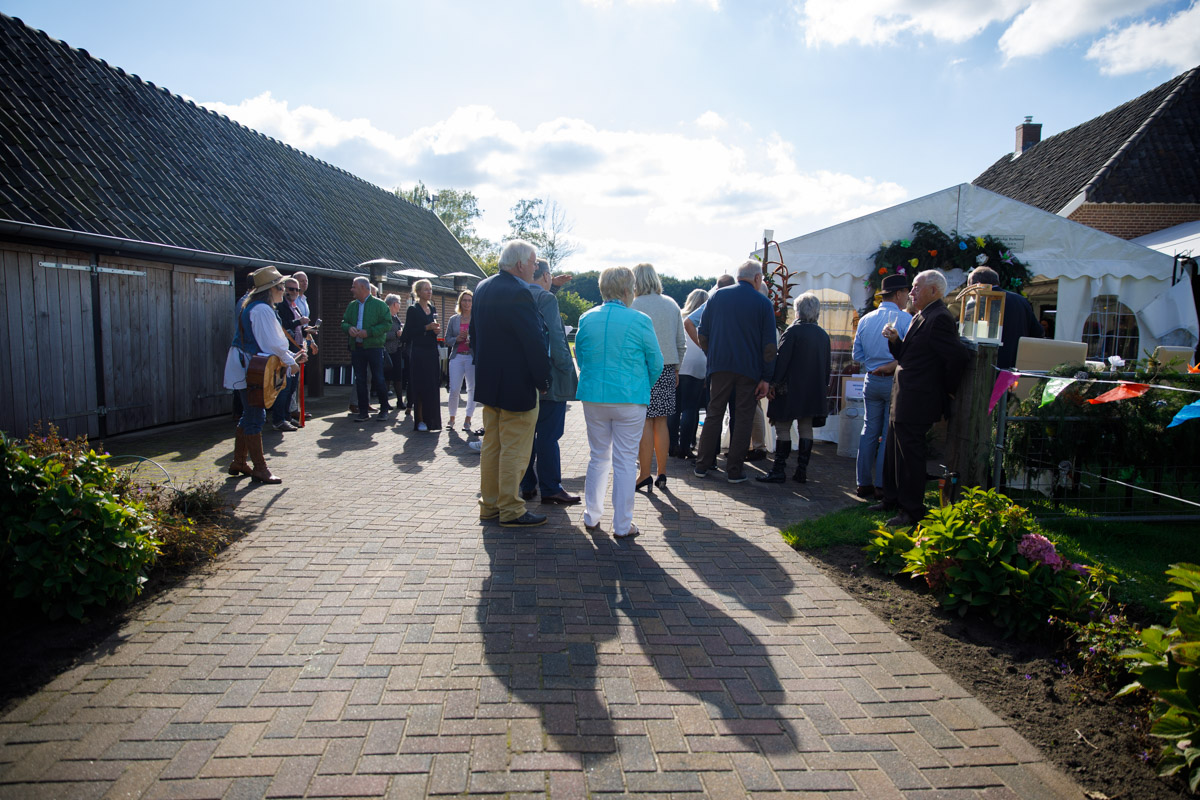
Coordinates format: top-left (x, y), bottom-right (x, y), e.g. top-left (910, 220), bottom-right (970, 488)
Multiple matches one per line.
top-left (557, 270), bottom-right (600, 304)
top-left (660, 275), bottom-right (713, 307)
top-left (396, 181), bottom-right (495, 266)
top-left (505, 197), bottom-right (578, 269)
top-left (555, 290), bottom-right (594, 328)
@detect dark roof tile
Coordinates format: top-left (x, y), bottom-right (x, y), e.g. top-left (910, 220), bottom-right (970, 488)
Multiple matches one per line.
top-left (974, 67), bottom-right (1199, 211)
top-left (0, 13), bottom-right (482, 280)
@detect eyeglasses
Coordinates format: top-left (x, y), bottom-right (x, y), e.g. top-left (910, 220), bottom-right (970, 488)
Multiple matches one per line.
top-left (286, 288), bottom-right (299, 293)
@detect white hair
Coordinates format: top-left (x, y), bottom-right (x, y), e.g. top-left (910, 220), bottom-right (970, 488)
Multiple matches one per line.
top-left (384, 293), bottom-right (403, 307)
top-left (916, 269), bottom-right (947, 299)
top-left (352, 276), bottom-right (371, 290)
top-left (793, 292), bottom-right (820, 323)
top-left (499, 239), bottom-right (537, 272)
top-left (736, 260), bottom-right (761, 281)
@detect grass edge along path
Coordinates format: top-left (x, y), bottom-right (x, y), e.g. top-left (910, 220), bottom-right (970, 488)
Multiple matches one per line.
top-left (780, 493), bottom-right (1199, 623)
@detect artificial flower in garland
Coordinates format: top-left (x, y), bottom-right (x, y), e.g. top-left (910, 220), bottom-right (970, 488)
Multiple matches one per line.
top-left (865, 221), bottom-right (1033, 309)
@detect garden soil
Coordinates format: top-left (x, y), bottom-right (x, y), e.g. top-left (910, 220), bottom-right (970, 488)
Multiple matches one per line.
top-left (808, 543), bottom-right (1188, 800)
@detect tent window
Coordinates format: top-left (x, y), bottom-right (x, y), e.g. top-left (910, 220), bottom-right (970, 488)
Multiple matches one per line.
top-left (1082, 295), bottom-right (1138, 361)
top-left (808, 289), bottom-right (857, 414)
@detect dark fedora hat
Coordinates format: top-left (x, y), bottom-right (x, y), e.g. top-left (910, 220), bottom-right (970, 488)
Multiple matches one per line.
top-left (881, 274), bottom-right (911, 294)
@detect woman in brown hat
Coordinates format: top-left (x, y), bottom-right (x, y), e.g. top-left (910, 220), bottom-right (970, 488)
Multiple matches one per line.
top-left (223, 266), bottom-right (301, 483)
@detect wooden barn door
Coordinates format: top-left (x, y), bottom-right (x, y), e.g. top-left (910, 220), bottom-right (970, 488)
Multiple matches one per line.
top-left (172, 266), bottom-right (235, 420)
top-left (0, 244), bottom-right (99, 439)
top-left (97, 256), bottom-right (173, 434)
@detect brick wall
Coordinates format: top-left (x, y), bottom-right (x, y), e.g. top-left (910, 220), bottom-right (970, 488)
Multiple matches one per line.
top-left (318, 279), bottom-right (456, 367)
top-left (1067, 203), bottom-right (1200, 240)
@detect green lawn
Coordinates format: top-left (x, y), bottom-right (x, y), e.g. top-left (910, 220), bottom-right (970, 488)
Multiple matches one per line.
top-left (781, 492), bottom-right (1198, 623)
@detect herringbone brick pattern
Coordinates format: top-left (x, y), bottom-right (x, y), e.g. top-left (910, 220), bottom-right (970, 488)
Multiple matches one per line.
top-left (0, 391), bottom-right (1082, 798)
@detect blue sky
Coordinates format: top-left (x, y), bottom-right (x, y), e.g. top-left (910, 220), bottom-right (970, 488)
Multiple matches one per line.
top-left (5, 0), bottom-right (1198, 276)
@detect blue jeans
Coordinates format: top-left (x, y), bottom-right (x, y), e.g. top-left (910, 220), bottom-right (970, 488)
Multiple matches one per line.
top-left (351, 346), bottom-right (388, 413)
top-left (271, 372), bottom-right (298, 424)
top-left (521, 399), bottom-right (567, 496)
top-left (673, 375), bottom-right (706, 453)
top-left (856, 373), bottom-right (893, 488)
top-left (236, 388), bottom-right (267, 435)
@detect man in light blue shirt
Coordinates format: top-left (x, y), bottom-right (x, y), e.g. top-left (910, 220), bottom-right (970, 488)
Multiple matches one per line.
top-left (851, 274), bottom-right (912, 498)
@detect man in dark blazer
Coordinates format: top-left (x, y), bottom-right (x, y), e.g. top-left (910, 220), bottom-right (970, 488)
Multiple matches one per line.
top-left (872, 269), bottom-right (970, 527)
top-left (470, 239), bottom-right (552, 527)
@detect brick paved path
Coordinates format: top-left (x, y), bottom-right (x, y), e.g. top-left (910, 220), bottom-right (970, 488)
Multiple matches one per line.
top-left (0, 392), bottom-right (1082, 799)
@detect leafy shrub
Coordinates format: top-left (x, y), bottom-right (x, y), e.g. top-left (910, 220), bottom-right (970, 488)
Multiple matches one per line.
top-left (0, 431), bottom-right (159, 620)
top-left (1119, 563), bottom-right (1200, 792)
top-left (1052, 613), bottom-right (1143, 691)
top-left (865, 488), bottom-right (1112, 636)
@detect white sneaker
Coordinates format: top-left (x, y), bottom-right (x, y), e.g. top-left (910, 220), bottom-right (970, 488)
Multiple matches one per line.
top-left (467, 440), bottom-right (482, 452)
top-left (417, 422), bottom-right (429, 432)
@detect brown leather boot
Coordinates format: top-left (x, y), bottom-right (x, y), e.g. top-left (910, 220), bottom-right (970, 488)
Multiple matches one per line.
top-left (228, 427), bottom-right (252, 477)
top-left (246, 434), bottom-right (282, 484)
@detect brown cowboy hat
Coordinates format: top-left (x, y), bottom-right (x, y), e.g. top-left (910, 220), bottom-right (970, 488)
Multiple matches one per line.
top-left (881, 274), bottom-right (911, 294)
top-left (250, 266), bottom-right (287, 292)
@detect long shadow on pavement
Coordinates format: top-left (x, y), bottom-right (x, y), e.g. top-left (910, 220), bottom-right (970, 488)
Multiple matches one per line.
top-left (476, 521), bottom-right (798, 781)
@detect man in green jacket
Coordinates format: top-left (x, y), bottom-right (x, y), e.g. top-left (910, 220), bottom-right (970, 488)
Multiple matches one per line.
top-left (342, 276), bottom-right (393, 421)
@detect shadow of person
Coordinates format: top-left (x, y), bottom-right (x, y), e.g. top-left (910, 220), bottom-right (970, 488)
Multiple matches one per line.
top-left (390, 426), bottom-right (440, 473)
top-left (476, 523), bottom-right (619, 762)
top-left (606, 536), bottom-right (798, 754)
top-left (312, 418), bottom-right (383, 459)
top-left (642, 489), bottom-right (797, 623)
top-left (476, 520), bottom-right (798, 774)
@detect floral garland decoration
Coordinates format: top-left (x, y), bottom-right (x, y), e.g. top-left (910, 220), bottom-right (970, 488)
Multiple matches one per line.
top-left (866, 221), bottom-right (1033, 309)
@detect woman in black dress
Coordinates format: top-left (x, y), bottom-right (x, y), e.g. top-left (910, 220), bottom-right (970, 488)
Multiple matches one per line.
top-left (384, 294), bottom-right (408, 410)
top-left (759, 292), bottom-right (831, 484)
top-left (400, 279), bottom-right (442, 432)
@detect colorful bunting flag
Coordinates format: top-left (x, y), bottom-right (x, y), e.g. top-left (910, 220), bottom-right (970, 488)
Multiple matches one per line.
top-left (1039, 377), bottom-right (1074, 407)
top-left (1087, 382), bottom-right (1151, 405)
top-left (989, 371), bottom-right (1019, 413)
top-left (1168, 399), bottom-right (1200, 428)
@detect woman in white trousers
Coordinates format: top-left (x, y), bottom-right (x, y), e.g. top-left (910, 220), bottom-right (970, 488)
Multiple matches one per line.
top-left (574, 267), bottom-right (664, 539)
top-left (445, 291), bottom-right (477, 432)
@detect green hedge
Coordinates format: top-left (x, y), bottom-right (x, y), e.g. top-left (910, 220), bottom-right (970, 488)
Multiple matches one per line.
top-left (0, 433), bottom-right (159, 620)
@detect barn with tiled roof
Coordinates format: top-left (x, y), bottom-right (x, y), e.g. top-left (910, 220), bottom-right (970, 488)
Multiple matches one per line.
top-left (0, 13), bottom-right (482, 438)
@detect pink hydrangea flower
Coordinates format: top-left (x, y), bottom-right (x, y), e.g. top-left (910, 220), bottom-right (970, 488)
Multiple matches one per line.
top-left (1018, 533), bottom-right (1065, 571)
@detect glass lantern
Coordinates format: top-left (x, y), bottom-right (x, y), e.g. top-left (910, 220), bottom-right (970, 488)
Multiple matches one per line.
top-left (957, 284), bottom-right (1006, 344)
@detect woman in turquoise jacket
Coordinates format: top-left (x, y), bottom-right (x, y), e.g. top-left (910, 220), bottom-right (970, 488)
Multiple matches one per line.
top-left (575, 266), bottom-right (663, 539)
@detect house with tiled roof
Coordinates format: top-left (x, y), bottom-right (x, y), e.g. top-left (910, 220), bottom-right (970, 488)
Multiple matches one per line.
top-left (0, 13), bottom-right (483, 438)
top-left (974, 67), bottom-right (1200, 240)
top-left (972, 67), bottom-right (1200, 363)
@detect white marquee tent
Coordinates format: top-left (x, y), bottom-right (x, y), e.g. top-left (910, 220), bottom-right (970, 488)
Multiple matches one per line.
top-left (766, 183), bottom-right (1198, 353)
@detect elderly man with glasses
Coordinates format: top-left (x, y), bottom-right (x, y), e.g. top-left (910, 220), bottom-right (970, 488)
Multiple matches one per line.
top-left (268, 277), bottom-right (308, 431)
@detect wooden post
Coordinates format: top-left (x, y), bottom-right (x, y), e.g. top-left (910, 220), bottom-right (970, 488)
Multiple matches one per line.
top-left (945, 343), bottom-right (999, 489)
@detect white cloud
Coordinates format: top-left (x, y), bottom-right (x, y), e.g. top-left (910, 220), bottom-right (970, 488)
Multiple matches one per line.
top-left (695, 110), bottom-right (727, 130)
top-left (796, 0), bottom-right (1184, 70)
top-left (1086, 3), bottom-right (1200, 75)
top-left (998, 0), bottom-right (1163, 60)
top-left (200, 93), bottom-right (907, 277)
top-left (797, 0), bottom-right (1027, 47)
top-left (582, 0), bottom-right (720, 9)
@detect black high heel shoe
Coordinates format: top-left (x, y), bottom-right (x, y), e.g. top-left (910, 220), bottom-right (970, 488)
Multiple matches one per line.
top-left (654, 474), bottom-right (667, 490)
top-left (636, 476), bottom-right (653, 492)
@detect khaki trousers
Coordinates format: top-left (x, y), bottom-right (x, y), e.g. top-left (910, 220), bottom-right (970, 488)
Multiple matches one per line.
top-left (479, 400), bottom-right (540, 522)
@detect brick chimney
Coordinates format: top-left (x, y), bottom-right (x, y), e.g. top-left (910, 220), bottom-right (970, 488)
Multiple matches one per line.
top-left (1015, 116), bottom-right (1041, 155)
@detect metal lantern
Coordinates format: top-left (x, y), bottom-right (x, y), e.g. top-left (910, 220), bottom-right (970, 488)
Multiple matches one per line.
top-left (957, 283), bottom-right (1006, 344)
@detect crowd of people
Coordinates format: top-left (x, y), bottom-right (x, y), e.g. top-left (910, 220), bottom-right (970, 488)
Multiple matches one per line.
top-left (223, 240), bottom-right (977, 534)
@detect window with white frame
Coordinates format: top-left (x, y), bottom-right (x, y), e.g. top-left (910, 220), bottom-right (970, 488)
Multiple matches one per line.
top-left (1081, 295), bottom-right (1138, 361)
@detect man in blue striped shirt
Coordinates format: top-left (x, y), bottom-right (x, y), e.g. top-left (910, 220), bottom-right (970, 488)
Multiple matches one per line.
top-left (851, 274), bottom-right (912, 499)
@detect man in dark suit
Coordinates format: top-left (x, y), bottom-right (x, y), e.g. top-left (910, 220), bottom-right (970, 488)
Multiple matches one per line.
top-left (470, 239), bottom-right (552, 527)
top-left (872, 269), bottom-right (969, 527)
